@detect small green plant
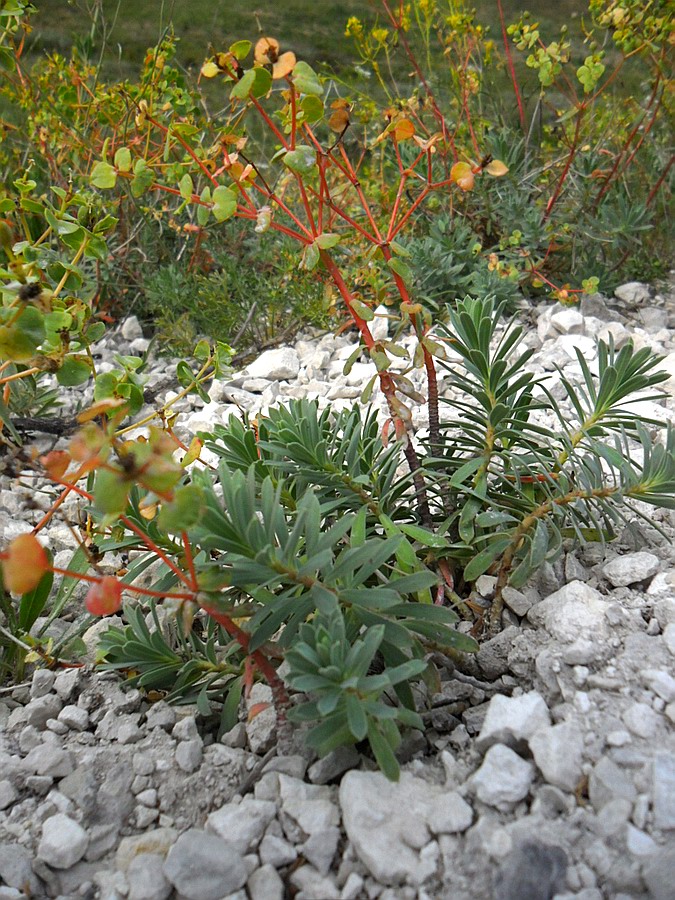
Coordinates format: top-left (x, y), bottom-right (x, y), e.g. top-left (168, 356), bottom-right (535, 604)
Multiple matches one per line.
top-left (0, 2), bottom-right (673, 780)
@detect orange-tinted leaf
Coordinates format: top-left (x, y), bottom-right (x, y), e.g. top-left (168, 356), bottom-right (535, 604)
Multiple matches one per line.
top-left (451, 162), bottom-right (475, 192)
top-left (85, 576), bottom-right (123, 616)
top-left (247, 701), bottom-right (272, 722)
top-left (76, 397), bottom-right (127, 423)
top-left (254, 37), bottom-right (280, 65)
top-left (485, 159), bottom-right (509, 177)
top-left (328, 107), bottom-right (350, 132)
top-left (181, 436), bottom-right (203, 467)
top-left (2, 533), bottom-right (49, 595)
top-left (139, 499), bottom-right (158, 520)
top-left (41, 450), bottom-right (71, 482)
top-left (272, 51), bottom-right (296, 79)
top-left (393, 119), bottom-right (415, 142)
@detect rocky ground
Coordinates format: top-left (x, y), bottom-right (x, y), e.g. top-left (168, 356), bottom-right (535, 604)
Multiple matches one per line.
top-left (0, 280), bottom-right (674, 900)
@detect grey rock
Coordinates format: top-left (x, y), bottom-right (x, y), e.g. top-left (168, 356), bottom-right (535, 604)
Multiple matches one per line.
top-left (245, 347), bottom-right (301, 381)
top-left (145, 701), bottom-right (176, 731)
top-left (623, 701), bottom-right (661, 738)
top-left (653, 754), bottom-right (675, 830)
top-left (121, 316), bottom-right (144, 340)
top-left (171, 715), bottom-right (198, 741)
top-left (502, 586), bottom-right (534, 617)
top-left (57, 705), bottom-right (89, 732)
top-left (282, 796), bottom-right (340, 838)
top-left (0, 779), bottom-right (17, 810)
top-left (595, 798), bottom-right (633, 838)
top-left (116, 828), bottom-right (178, 872)
top-left (588, 756), bottom-right (637, 812)
top-left (25, 694), bottom-right (62, 729)
top-left (53, 668), bottom-right (82, 701)
top-left (22, 744), bottom-right (74, 778)
top-left (614, 281), bottom-right (651, 304)
top-left (642, 845), bottom-right (675, 900)
top-left (470, 744), bottom-right (535, 811)
top-left (248, 864), bottom-right (285, 900)
top-left (340, 872), bottom-right (365, 900)
top-left (289, 866), bottom-right (340, 899)
top-left (85, 823), bottom-right (120, 861)
top-left (37, 813), bottom-right (89, 868)
top-left (476, 690), bottom-right (551, 751)
top-left (370, 304), bottom-right (390, 341)
top-left (175, 739), bottom-right (203, 773)
top-left (663, 623), bottom-right (675, 655)
top-left (221, 722), bottom-right (247, 749)
top-left (30, 669), bottom-right (56, 699)
top-left (163, 829), bottom-right (247, 900)
top-left (307, 746), bottom-right (360, 784)
top-left (245, 683), bottom-right (276, 753)
top-left (301, 826), bottom-right (340, 874)
top-left (527, 581), bottom-right (609, 643)
top-left (0, 843), bottom-right (42, 895)
top-left (475, 626), bottom-right (521, 679)
top-left (528, 720), bottom-right (584, 792)
top-left (206, 799), bottom-right (277, 854)
top-left (550, 308), bottom-right (584, 335)
top-left (59, 764), bottom-right (98, 814)
top-left (603, 552), bottom-right (660, 587)
top-left (340, 770), bottom-right (457, 884)
top-left (426, 790), bottom-right (473, 834)
top-left (127, 853), bottom-right (172, 900)
top-left (259, 832), bottom-right (298, 867)
top-left (625, 824), bottom-right (657, 856)
top-left (642, 669), bottom-right (675, 702)
top-left (493, 840), bottom-right (567, 900)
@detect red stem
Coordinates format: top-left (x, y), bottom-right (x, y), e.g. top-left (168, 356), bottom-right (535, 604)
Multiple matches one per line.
top-left (497, 0), bottom-right (525, 132)
top-left (543, 107), bottom-right (584, 222)
top-left (200, 603), bottom-right (290, 719)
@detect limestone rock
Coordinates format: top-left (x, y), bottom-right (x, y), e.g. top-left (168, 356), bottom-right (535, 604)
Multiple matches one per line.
top-left (476, 691), bottom-right (551, 752)
top-left (37, 813), bottom-right (89, 869)
top-left (245, 347), bottom-right (301, 381)
top-left (653, 753), bottom-right (675, 830)
top-left (528, 720), bottom-right (584, 791)
top-left (588, 756), bottom-right (637, 812)
top-left (127, 853), bottom-right (172, 900)
top-left (163, 829), bottom-right (248, 900)
top-left (470, 744), bottom-right (535, 811)
top-left (493, 840), bottom-right (567, 900)
top-left (602, 551), bottom-right (660, 587)
top-left (527, 581), bottom-right (609, 643)
top-left (339, 770), bottom-right (455, 884)
top-left (206, 798), bottom-right (277, 854)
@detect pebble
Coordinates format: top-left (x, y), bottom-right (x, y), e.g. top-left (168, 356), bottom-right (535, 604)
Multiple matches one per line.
top-left (493, 840), bottom-right (567, 900)
top-left (588, 756), bottom-right (637, 812)
top-left (174, 738), bottom-right (203, 773)
top-left (163, 829), bottom-right (248, 899)
top-left (476, 690), bottom-right (550, 751)
top-left (245, 347), bottom-right (300, 380)
top-left (127, 853), bottom-right (172, 900)
top-left (653, 753), bottom-right (675, 830)
top-left (528, 720), bottom-right (584, 791)
top-left (470, 744), bottom-right (535, 811)
top-left (0, 781), bottom-right (17, 810)
top-left (206, 799), bottom-right (277, 854)
top-left (603, 551), bottom-right (660, 586)
top-left (37, 813), bottom-right (89, 868)
top-left (248, 864), bottom-right (285, 900)
top-left (527, 581), bottom-right (610, 643)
